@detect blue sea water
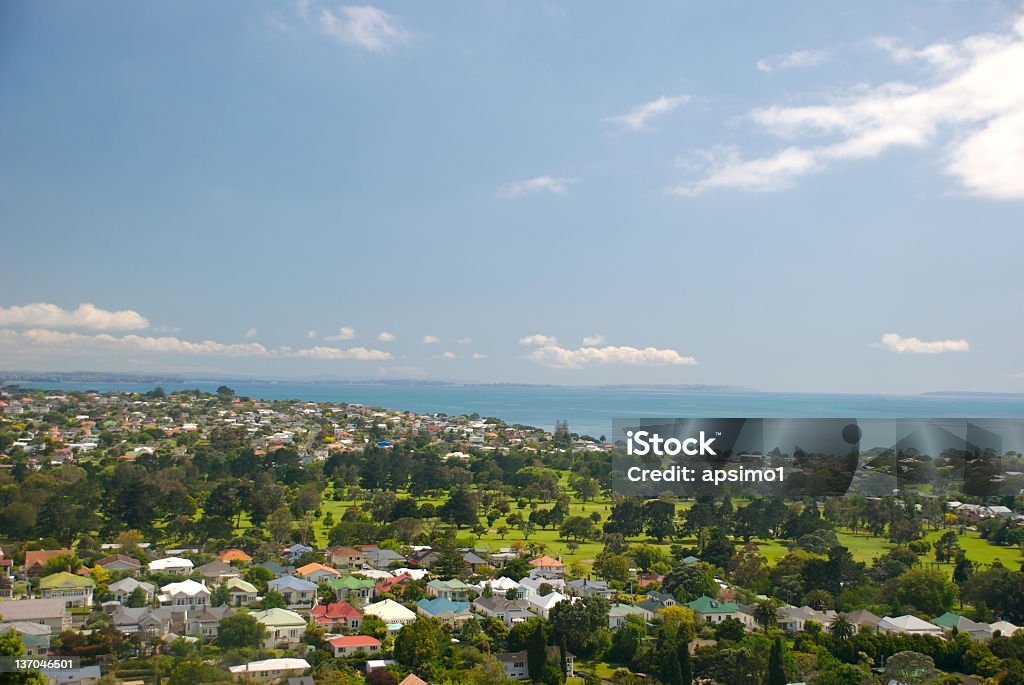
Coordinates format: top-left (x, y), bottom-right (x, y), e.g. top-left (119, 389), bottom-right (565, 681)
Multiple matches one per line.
top-left (11, 380), bottom-right (1024, 439)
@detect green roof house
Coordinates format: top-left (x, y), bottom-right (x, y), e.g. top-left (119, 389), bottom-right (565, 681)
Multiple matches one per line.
top-left (39, 571), bottom-right (95, 608)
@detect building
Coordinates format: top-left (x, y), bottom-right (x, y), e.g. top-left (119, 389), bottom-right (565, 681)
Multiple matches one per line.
top-left (330, 576), bottom-right (376, 606)
top-left (95, 554), bottom-right (142, 573)
top-left (39, 571), bottom-right (95, 608)
top-left (219, 549), bottom-right (253, 564)
top-left (229, 658), bottom-right (310, 682)
top-left (268, 575), bottom-right (319, 610)
top-left (687, 596), bottom-right (750, 626)
top-left (565, 578), bottom-right (612, 599)
top-left (362, 598), bottom-right (417, 626)
top-left (528, 556), bottom-right (565, 577)
top-left (23, 550), bottom-right (73, 576)
top-left (608, 603), bottom-right (648, 629)
top-left (108, 577), bottom-right (156, 605)
top-left (473, 596), bottom-right (534, 627)
top-left (296, 562), bottom-right (341, 584)
top-left (426, 578), bottom-right (473, 602)
top-left (328, 635), bottom-right (382, 658)
top-left (497, 647), bottom-right (574, 681)
top-left (877, 615), bottom-right (945, 637)
top-left (327, 547), bottom-right (366, 571)
top-left (310, 601), bottom-right (362, 630)
top-left (158, 579), bottom-right (211, 611)
top-left (0, 621), bottom-right (51, 656)
top-left (0, 599), bottom-right (69, 632)
top-left (148, 556), bottom-right (194, 575)
top-left (250, 608), bottom-right (308, 649)
top-left (415, 597), bottom-right (473, 627)
top-left (224, 577), bottom-right (259, 607)
top-left (197, 559), bottom-right (240, 584)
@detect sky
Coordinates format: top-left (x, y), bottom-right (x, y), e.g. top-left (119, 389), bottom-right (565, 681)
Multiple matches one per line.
top-left (1, 1), bottom-right (1023, 393)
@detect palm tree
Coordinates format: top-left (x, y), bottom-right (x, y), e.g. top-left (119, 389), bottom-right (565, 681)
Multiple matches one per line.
top-left (754, 600), bottom-right (778, 632)
top-left (828, 614), bottom-right (856, 640)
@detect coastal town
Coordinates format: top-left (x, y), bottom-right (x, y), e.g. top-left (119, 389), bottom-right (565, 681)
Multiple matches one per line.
top-left (3, 387), bottom-right (1024, 684)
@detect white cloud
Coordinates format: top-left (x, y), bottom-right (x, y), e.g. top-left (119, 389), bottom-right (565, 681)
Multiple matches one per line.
top-left (756, 49), bottom-right (831, 73)
top-left (377, 331), bottom-right (396, 342)
top-left (496, 176), bottom-right (579, 198)
top-left (432, 351), bottom-right (459, 360)
top-left (582, 334), bottom-right (606, 346)
top-left (874, 332), bottom-right (970, 354)
top-left (605, 95), bottom-right (690, 130)
top-left (291, 345), bottom-right (391, 360)
top-left (526, 343), bottom-right (698, 369)
top-left (519, 334), bottom-right (559, 347)
top-left (676, 15), bottom-right (1024, 198)
top-left (306, 329), bottom-right (317, 339)
top-left (0, 328), bottom-right (391, 361)
top-left (471, 352), bottom-right (487, 360)
top-left (244, 328), bottom-right (259, 339)
top-left (325, 326), bottom-right (357, 341)
top-left (421, 335), bottom-right (440, 344)
top-left (319, 5), bottom-right (410, 51)
top-left (0, 302), bottom-right (149, 330)
top-left (456, 337), bottom-right (473, 345)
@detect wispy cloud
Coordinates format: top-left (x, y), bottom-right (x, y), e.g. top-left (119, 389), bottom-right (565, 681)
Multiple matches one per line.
top-left (325, 326), bottom-right (356, 341)
top-left (244, 328), bottom-right (259, 339)
top-left (421, 335), bottom-right (440, 344)
top-left (0, 328), bottom-right (392, 361)
top-left (496, 176), bottom-right (579, 198)
top-left (432, 351), bottom-right (459, 360)
top-left (377, 331), bottom-right (396, 342)
top-left (519, 334), bottom-right (696, 369)
top-left (582, 334), bottom-right (606, 346)
top-left (873, 332), bottom-right (970, 354)
top-left (456, 337), bottom-right (473, 345)
top-left (0, 302), bottom-right (149, 330)
top-left (306, 329), bottom-right (318, 339)
top-left (674, 15), bottom-right (1024, 198)
top-left (756, 49), bottom-right (831, 73)
top-left (471, 352), bottom-right (487, 360)
top-left (319, 5), bottom-right (410, 52)
top-left (605, 95), bottom-right (690, 130)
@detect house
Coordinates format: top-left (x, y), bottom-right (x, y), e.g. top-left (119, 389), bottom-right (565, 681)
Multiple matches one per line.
top-left (362, 547), bottom-right (406, 570)
top-left (877, 615), bottom-right (945, 637)
top-left (991, 620), bottom-right (1021, 637)
top-left (268, 575), bottom-right (319, 610)
top-left (186, 605), bottom-right (235, 641)
top-left (44, 665), bottom-right (102, 685)
top-left (375, 574), bottom-right (413, 598)
top-left (158, 579), bottom-right (211, 611)
top-left (527, 591), bottom-right (571, 619)
top-left (519, 576), bottom-right (566, 600)
top-left (218, 549), bottom-right (253, 564)
top-left (296, 562), bottom-right (341, 584)
top-left (608, 603), bottom-right (648, 629)
top-left (229, 658), bottom-right (310, 682)
top-left (687, 596), bottom-right (751, 626)
top-left (95, 554), bottom-right (142, 573)
top-left (250, 608), bottom-right (307, 649)
top-left (845, 608), bottom-right (881, 634)
top-left (362, 598), bottom-right (417, 626)
top-left (23, 550), bottom-right (73, 576)
top-left (198, 559), bottom-right (241, 584)
top-left (328, 635), bottom-right (382, 657)
top-left (426, 578), bottom-right (473, 602)
top-left (931, 612), bottom-right (993, 642)
top-left (776, 605), bottom-right (836, 633)
top-left (330, 576), bottom-right (376, 606)
top-left (284, 544), bottom-right (314, 563)
top-left (476, 577), bottom-right (523, 600)
top-left (528, 556), bottom-right (565, 576)
top-left (39, 571), bottom-right (96, 608)
top-left (327, 547), bottom-right (366, 571)
top-left (474, 596), bottom-right (534, 627)
top-left (108, 606), bottom-right (175, 637)
top-left (565, 578), bottom-right (612, 599)
top-left (149, 556), bottom-right (194, 575)
top-left (398, 674), bottom-right (428, 685)
top-left (497, 647), bottom-right (574, 681)
top-left (635, 591), bottom-right (677, 619)
top-left (0, 621), bottom-right (51, 656)
top-left (463, 551), bottom-right (490, 573)
top-left (416, 597), bottom-right (474, 627)
top-left (406, 548), bottom-right (440, 569)
top-left (310, 601), bottom-right (362, 630)
top-left (108, 577), bottom-right (156, 605)
top-left (257, 561), bottom-right (287, 578)
top-left (224, 577), bottom-right (259, 607)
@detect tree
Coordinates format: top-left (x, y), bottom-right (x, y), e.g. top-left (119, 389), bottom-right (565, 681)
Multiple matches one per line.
top-left (394, 618), bottom-right (441, 671)
top-left (126, 586), bottom-right (149, 608)
top-left (216, 613), bottom-right (267, 649)
top-left (593, 552), bottom-right (631, 583)
top-left (891, 567), bottom-right (957, 616)
top-left (767, 637), bottom-right (786, 685)
top-left (882, 651), bottom-right (939, 685)
top-left (679, 639), bottom-right (692, 685)
top-left (561, 516), bottom-right (599, 542)
top-left (827, 614), bottom-right (855, 640)
top-left (643, 500), bottom-right (676, 542)
top-left (661, 563), bottom-right (717, 603)
top-left (527, 619), bottom-right (548, 681)
top-left (549, 596), bottom-right (611, 659)
top-left (0, 629), bottom-right (47, 684)
top-left (754, 600), bottom-right (778, 632)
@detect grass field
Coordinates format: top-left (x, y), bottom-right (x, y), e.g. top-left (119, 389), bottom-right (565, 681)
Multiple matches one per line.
top-left (228, 487), bottom-right (1024, 579)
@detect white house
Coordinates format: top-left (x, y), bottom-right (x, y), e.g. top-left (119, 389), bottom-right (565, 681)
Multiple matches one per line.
top-left (158, 579), bottom-right (211, 611)
top-left (229, 658), bottom-right (310, 682)
top-left (149, 556), bottom-right (194, 575)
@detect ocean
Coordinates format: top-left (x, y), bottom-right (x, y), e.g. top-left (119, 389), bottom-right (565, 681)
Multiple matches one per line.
top-left (10, 380), bottom-right (1024, 438)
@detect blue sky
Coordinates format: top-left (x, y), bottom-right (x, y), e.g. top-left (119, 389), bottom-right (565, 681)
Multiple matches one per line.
top-left (1, 1), bottom-right (1023, 392)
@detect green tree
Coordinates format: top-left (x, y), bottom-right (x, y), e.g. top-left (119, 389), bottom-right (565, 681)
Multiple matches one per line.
top-left (394, 618), bottom-right (441, 671)
top-left (827, 614), bottom-right (855, 640)
top-left (527, 619), bottom-right (548, 681)
top-left (0, 629), bottom-right (47, 684)
top-left (767, 637), bottom-right (786, 685)
top-left (216, 613), bottom-right (267, 649)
